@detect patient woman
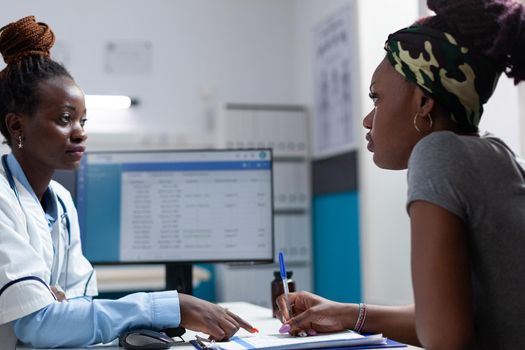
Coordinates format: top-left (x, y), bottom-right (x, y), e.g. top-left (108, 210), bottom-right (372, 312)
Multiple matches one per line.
top-left (277, 0), bottom-right (525, 349)
top-left (0, 16), bottom-right (255, 348)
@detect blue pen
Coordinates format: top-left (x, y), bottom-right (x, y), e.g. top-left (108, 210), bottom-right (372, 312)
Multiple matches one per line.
top-left (278, 252), bottom-right (294, 319)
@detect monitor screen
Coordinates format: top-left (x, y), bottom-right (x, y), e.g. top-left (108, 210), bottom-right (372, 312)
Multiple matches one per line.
top-left (77, 149), bottom-right (274, 264)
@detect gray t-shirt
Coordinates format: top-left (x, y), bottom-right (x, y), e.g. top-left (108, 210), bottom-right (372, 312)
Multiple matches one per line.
top-left (407, 131), bottom-right (525, 350)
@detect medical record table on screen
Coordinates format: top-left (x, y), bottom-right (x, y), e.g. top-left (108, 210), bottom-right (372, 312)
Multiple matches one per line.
top-left (77, 149), bottom-right (274, 264)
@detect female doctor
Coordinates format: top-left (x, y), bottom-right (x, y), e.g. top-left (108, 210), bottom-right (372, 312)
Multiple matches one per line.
top-left (0, 16), bottom-right (255, 349)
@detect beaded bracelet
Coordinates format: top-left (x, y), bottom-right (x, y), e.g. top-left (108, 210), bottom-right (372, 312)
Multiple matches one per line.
top-left (353, 303), bottom-right (368, 333)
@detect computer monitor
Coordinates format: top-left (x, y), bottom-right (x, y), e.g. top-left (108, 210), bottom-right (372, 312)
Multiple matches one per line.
top-left (76, 149), bottom-right (274, 293)
top-left (77, 149), bottom-right (274, 263)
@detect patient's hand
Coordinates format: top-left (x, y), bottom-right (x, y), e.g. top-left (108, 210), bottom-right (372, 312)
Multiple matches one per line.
top-left (179, 293), bottom-right (257, 341)
top-left (276, 291), bottom-right (354, 335)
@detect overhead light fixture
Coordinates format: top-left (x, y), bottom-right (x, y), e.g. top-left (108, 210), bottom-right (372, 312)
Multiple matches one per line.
top-left (85, 95), bottom-right (138, 110)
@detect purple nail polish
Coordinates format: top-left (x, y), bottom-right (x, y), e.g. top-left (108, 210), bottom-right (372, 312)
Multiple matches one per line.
top-left (279, 324), bottom-right (291, 333)
top-left (307, 329), bottom-right (317, 336)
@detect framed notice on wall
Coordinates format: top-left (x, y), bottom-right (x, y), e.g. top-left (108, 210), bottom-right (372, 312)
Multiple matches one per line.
top-left (313, 2), bottom-right (360, 159)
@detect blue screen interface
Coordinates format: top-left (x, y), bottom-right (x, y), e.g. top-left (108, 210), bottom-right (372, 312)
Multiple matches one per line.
top-left (77, 149), bottom-right (273, 263)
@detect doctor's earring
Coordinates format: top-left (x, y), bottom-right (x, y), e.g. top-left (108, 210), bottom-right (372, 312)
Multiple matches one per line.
top-left (413, 113), bottom-right (433, 133)
top-left (17, 135), bottom-right (23, 149)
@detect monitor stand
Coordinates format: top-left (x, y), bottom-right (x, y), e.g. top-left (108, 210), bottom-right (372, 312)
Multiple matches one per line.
top-left (165, 263), bottom-right (193, 295)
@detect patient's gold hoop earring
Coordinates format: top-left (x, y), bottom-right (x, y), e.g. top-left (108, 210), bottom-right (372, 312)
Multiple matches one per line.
top-left (413, 113), bottom-right (433, 133)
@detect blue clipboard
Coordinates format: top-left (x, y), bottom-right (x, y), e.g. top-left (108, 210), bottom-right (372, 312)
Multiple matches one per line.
top-left (319, 338), bottom-right (407, 349)
top-left (190, 337), bottom-right (407, 350)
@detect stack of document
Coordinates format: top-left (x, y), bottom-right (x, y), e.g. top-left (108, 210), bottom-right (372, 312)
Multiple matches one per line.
top-left (190, 330), bottom-right (406, 350)
top-left (188, 303), bottom-right (406, 350)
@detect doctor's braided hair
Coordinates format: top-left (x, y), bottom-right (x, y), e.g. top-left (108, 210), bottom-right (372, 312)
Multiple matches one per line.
top-left (0, 16), bottom-right (72, 147)
top-left (420, 0), bottom-right (525, 84)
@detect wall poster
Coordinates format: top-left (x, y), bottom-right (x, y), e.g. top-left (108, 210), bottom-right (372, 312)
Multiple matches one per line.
top-left (314, 3), bottom-right (360, 158)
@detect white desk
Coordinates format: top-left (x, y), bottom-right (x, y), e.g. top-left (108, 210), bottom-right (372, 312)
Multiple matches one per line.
top-left (17, 302), bottom-right (422, 350)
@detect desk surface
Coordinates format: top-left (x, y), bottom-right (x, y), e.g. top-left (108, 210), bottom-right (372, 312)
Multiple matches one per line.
top-left (17, 302), bottom-right (422, 350)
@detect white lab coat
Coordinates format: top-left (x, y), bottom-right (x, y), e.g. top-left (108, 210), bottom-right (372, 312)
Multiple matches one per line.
top-left (0, 165), bottom-right (98, 349)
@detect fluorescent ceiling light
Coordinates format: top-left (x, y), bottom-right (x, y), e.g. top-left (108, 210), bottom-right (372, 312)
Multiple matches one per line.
top-left (85, 95), bottom-right (134, 110)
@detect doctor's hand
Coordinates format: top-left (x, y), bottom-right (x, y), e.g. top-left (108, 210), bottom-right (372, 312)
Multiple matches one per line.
top-left (276, 291), bottom-right (355, 335)
top-left (51, 286), bottom-right (67, 302)
top-left (179, 294), bottom-right (257, 341)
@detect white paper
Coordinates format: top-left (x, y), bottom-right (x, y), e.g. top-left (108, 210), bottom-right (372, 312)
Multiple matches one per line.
top-left (207, 331), bottom-right (386, 350)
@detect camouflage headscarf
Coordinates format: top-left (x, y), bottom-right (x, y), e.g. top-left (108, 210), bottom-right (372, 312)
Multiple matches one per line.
top-left (385, 25), bottom-right (501, 132)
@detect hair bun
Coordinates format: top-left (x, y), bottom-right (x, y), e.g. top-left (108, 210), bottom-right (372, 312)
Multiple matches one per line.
top-left (427, 0), bottom-right (525, 84)
top-left (0, 16), bottom-right (55, 65)
top-left (501, 1), bottom-right (525, 84)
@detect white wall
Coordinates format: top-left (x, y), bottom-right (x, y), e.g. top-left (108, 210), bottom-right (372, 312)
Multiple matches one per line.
top-left (1, 1), bottom-right (296, 138)
top-left (479, 74), bottom-right (521, 152)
